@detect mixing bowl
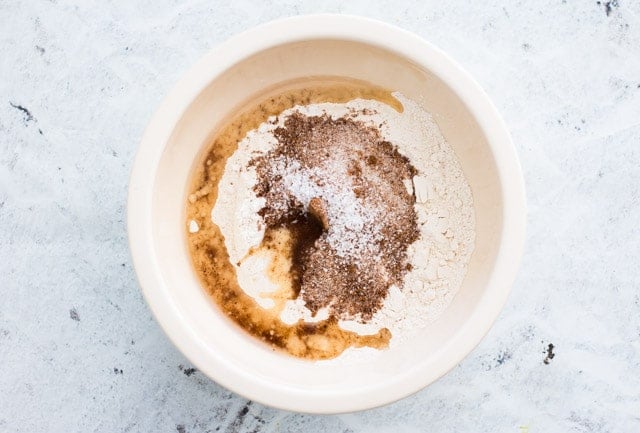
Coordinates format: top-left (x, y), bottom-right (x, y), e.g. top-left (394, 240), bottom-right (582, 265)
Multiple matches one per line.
top-left (128, 14), bottom-right (526, 413)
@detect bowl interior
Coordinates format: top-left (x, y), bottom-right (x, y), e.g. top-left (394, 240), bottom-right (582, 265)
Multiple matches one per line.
top-left (151, 39), bottom-right (501, 403)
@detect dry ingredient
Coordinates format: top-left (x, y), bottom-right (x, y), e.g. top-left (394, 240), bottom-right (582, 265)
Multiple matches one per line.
top-left (214, 92), bottom-right (475, 350)
top-left (250, 112), bottom-right (419, 320)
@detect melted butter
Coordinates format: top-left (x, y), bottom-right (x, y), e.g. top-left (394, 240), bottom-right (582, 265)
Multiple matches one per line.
top-left (242, 227), bottom-right (297, 313)
top-left (186, 77), bottom-right (399, 360)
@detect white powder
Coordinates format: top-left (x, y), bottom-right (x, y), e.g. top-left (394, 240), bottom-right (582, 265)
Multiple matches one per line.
top-left (213, 93), bottom-right (475, 356)
top-left (188, 220), bottom-right (199, 233)
top-left (262, 154), bottom-right (381, 259)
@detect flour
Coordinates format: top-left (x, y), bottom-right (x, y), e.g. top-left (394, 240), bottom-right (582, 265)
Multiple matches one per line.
top-left (213, 92), bottom-right (475, 354)
top-left (188, 220), bottom-right (199, 233)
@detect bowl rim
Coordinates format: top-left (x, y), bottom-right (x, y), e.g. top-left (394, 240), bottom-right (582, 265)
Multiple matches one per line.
top-left (127, 14), bottom-right (526, 414)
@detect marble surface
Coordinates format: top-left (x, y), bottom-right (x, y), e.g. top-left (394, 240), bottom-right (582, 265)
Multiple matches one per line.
top-left (1, 0), bottom-right (639, 431)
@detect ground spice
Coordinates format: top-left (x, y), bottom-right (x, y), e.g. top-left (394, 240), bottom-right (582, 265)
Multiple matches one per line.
top-left (250, 111), bottom-right (419, 320)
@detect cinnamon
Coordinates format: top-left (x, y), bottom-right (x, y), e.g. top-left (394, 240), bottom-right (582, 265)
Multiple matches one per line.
top-left (250, 111), bottom-right (419, 320)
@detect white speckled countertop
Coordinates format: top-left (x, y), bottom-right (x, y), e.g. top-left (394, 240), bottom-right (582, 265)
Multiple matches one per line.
top-left (1, 1), bottom-right (639, 432)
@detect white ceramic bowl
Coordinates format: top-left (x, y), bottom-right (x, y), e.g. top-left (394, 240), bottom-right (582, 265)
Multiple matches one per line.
top-left (128, 15), bottom-right (526, 413)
